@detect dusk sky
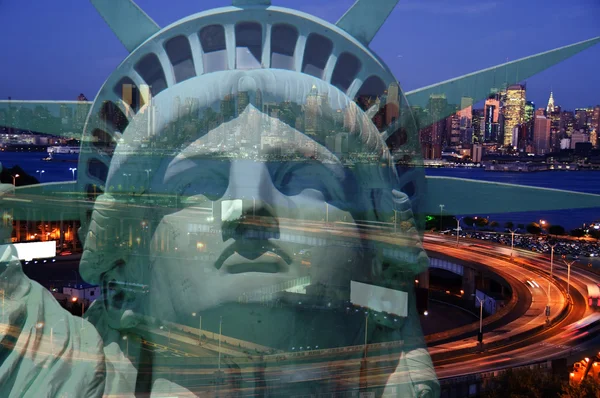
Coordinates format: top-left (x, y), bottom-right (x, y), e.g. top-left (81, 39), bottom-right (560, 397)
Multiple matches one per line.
top-left (1, 0), bottom-right (599, 110)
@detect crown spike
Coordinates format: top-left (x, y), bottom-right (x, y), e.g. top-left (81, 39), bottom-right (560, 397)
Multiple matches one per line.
top-left (90, 0), bottom-right (160, 53)
top-left (336, 0), bottom-right (400, 46)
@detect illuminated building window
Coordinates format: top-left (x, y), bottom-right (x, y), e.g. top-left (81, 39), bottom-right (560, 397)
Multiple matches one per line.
top-left (331, 52), bottom-right (361, 92)
top-left (87, 158), bottom-right (109, 182)
top-left (165, 35), bottom-right (196, 83)
top-left (91, 128), bottom-right (116, 154)
top-left (113, 77), bottom-right (140, 112)
top-left (134, 53), bottom-right (167, 96)
top-left (99, 101), bottom-right (128, 133)
top-left (236, 22), bottom-right (262, 69)
top-left (270, 24), bottom-right (298, 70)
top-left (355, 76), bottom-right (386, 110)
top-left (200, 25), bottom-right (227, 73)
top-left (302, 33), bottom-right (333, 79)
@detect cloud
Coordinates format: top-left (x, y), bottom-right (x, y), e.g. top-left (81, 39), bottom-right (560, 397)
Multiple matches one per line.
top-left (397, 1), bottom-right (498, 15)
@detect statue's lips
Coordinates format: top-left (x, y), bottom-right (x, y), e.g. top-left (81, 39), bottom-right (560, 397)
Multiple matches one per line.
top-left (215, 241), bottom-right (292, 274)
top-left (221, 252), bottom-right (288, 274)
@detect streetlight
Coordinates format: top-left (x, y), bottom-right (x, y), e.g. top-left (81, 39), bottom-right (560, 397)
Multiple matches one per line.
top-left (562, 255), bottom-right (576, 300)
top-left (69, 168), bottom-right (77, 181)
top-left (192, 312), bottom-right (202, 344)
top-left (123, 173), bottom-right (132, 191)
top-left (472, 294), bottom-right (487, 344)
top-left (439, 204), bottom-right (445, 231)
top-left (218, 316), bottom-right (223, 372)
top-left (508, 228), bottom-right (519, 259)
top-left (547, 243), bottom-right (557, 320)
top-left (455, 217), bottom-right (463, 247)
top-left (11, 174), bottom-right (19, 190)
top-left (159, 325), bottom-right (171, 347)
top-left (122, 335), bottom-right (129, 360)
top-left (393, 209), bottom-right (398, 234)
top-left (36, 170), bottom-right (45, 182)
top-left (144, 169), bottom-right (151, 189)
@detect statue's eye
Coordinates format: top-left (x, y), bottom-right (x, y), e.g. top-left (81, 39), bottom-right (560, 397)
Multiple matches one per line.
top-left (270, 161), bottom-right (342, 201)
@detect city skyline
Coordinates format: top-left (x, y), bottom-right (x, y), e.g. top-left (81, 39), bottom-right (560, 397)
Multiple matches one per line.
top-left (0, 0), bottom-right (598, 110)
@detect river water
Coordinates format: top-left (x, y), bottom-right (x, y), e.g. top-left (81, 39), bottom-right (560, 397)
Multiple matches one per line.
top-left (2, 152), bottom-right (599, 230)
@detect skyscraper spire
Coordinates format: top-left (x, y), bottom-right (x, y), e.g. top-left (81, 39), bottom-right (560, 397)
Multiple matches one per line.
top-left (546, 91), bottom-right (555, 115)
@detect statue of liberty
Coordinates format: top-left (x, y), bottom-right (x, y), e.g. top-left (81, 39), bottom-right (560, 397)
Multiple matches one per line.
top-left (0, 1), bottom-right (598, 397)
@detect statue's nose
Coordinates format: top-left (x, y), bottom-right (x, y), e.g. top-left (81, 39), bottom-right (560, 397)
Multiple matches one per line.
top-left (220, 160), bottom-right (280, 242)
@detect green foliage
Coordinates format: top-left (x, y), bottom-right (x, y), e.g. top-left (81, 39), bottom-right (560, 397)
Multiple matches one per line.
top-left (481, 368), bottom-right (563, 398)
top-left (490, 221), bottom-right (499, 228)
top-left (475, 217), bottom-right (489, 228)
top-left (560, 377), bottom-right (600, 398)
top-left (505, 221), bottom-right (514, 229)
top-left (527, 222), bottom-right (542, 235)
top-left (570, 228), bottom-right (586, 238)
top-left (464, 216), bottom-right (475, 226)
top-left (549, 225), bottom-right (566, 236)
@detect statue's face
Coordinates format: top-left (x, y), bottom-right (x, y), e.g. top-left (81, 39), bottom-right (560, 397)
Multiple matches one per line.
top-left (146, 106), bottom-right (365, 319)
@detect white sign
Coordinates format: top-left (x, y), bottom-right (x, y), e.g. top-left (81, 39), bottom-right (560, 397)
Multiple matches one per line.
top-left (0, 241), bottom-right (56, 261)
top-left (350, 280), bottom-right (408, 317)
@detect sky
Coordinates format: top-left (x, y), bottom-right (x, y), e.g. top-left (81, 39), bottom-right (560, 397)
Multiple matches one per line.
top-left (0, 0), bottom-right (599, 110)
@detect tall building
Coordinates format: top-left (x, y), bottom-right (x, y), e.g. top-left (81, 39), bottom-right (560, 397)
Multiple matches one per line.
top-left (484, 96), bottom-right (500, 142)
top-left (560, 111), bottom-right (575, 137)
top-left (591, 129), bottom-right (598, 148)
top-left (386, 82), bottom-right (400, 126)
top-left (592, 106), bottom-right (600, 134)
top-left (503, 84), bottom-right (526, 146)
top-left (534, 113), bottom-right (551, 155)
top-left (546, 91), bottom-right (555, 115)
top-left (459, 97), bottom-right (473, 146)
top-left (472, 109), bottom-right (484, 143)
top-left (550, 105), bottom-right (561, 150)
top-left (575, 108), bottom-right (588, 131)
top-left (237, 91), bottom-right (250, 116)
top-left (570, 131), bottom-right (588, 149)
top-left (428, 94), bottom-right (448, 157)
top-left (525, 101), bottom-right (535, 143)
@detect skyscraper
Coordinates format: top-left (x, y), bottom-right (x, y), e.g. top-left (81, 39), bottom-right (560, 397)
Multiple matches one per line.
top-left (592, 106), bottom-right (600, 135)
top-left (459, 97), bottom-right (473, 146)
top-left (525, 101), bottom-right (535, 143)
top-left (386, 82), bottom-right (400, 126)
top-left (575, 108), bottom-right (588, 131)
top-left (546, 91), bottom-right (555, 115)
top-left (534, 113), bottom-right (551, 155)
top-left (237, 91), bottom-right (250, 116)
top-left (484, 96), bottom-right (500, 143)
top-left (503, 84), bottom-right (526, 146)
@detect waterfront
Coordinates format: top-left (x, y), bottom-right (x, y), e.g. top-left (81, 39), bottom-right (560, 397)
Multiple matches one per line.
top-left (1, 152), bottom-right (599, 230)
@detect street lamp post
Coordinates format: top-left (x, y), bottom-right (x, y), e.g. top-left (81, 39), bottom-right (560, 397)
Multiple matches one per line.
top-left (393, 209), bottom-right (398, 234)
top-left (547, 244), bottom-right (557, 321)
top-left (159, 326), bottom-right (171, 347)
top-left (192, 312), bottom-right (202, 344)
top-left (508, 228), bottom-right (518, 259)
top-left (11, 174), bottom-right (19, 192)
top-left (69, 168), bottom-right (77, 181)
top-left (218, 316), bottom-right (223, 372)
top-left (562, 256), bottom-right (576, 300)
top-left (439, 204), bottom-right (445, 231)
top-left (144, 169), bottom-right (151, 190)
top-left (36, 170), bottom-right (45, 182)
top-left (473, 295), bottom-right (487, 345)
top-left (455, 217), bottom-right (462, 247)
top-left (122, 335), bottom-right (129, 360)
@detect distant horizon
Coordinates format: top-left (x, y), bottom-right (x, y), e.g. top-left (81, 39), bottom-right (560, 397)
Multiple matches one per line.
top-left (0, 0), bottom-right (598, 110)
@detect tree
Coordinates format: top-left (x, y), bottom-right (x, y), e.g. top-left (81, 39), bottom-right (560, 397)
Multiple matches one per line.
top-left (475, 217), bottom-right (489, 228)
top-left (549, 225), bottom-right (566, 236)
top-left (570, 228), bottom-right (586, 238)
top-left (589, 229), bottom-right (600, 240)
top-left (518, 223), bottom-right (525, 229)
top-left (481, 368), bottom-right (563, 398)
top-left (490, 221), bottom-right (499, 228)
top-left (561, 377), bottom-right (600, 398)
top-left (464, 216), bottom-right (475, 227)
top-left (505, 221), bottom-right (514, 229)
top-left (527, 222), bottom-right (542, 235)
